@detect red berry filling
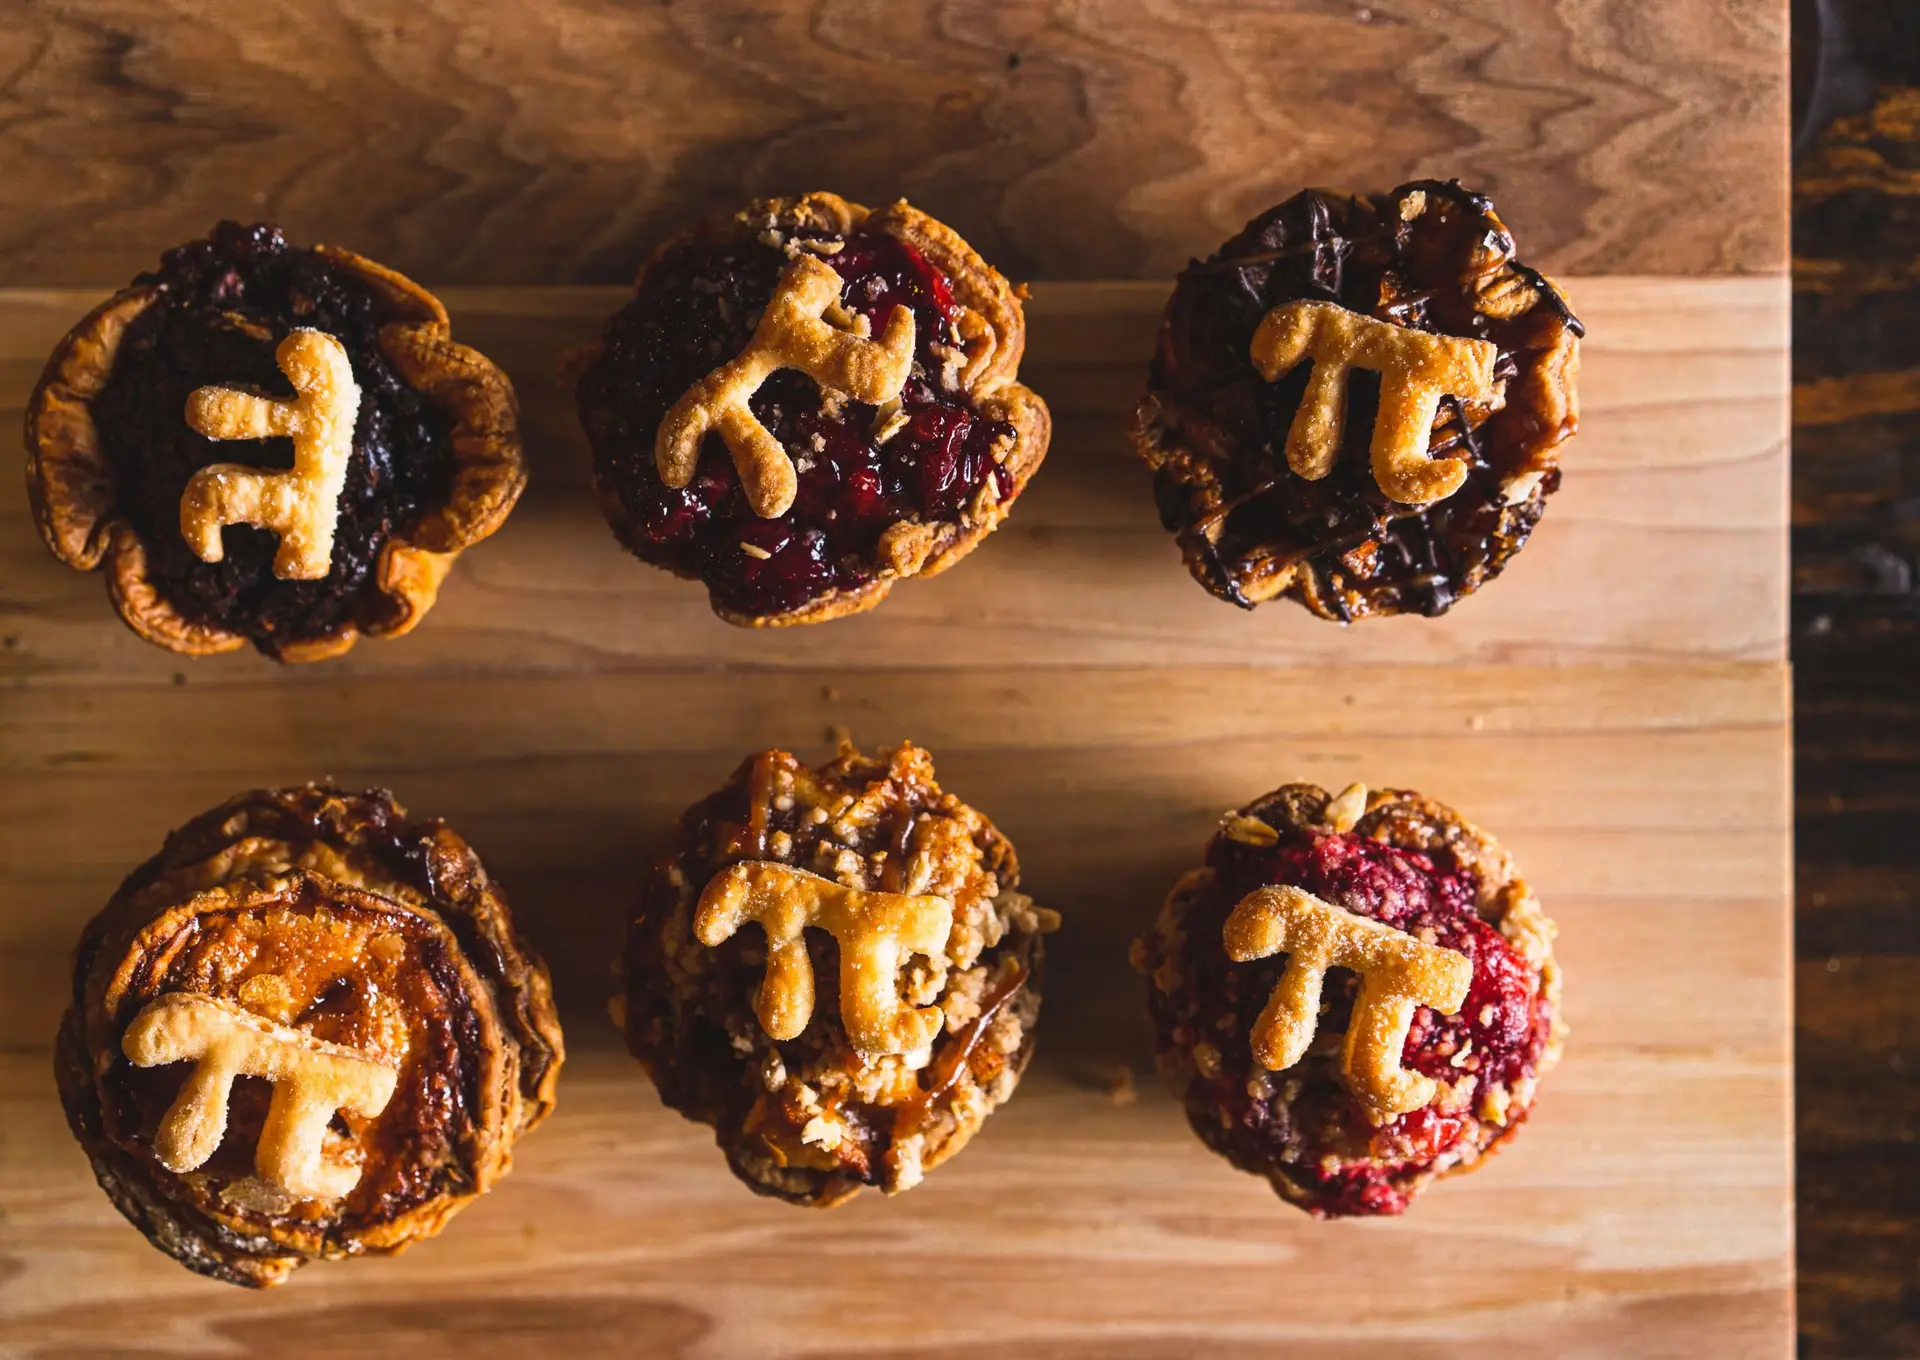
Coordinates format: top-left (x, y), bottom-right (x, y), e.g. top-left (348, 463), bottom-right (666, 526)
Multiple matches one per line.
top-left (579, 225), bottom-right (1016, 617)
top-left (1157, 824), bottom-right (1551, 1217)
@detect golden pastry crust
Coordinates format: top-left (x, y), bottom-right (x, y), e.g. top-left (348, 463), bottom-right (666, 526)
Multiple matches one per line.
top-left (55, 786), bottom-right (563, 1285)
top-left (580, 192), bottom-right (1049, 628)
top-left (24, 240), bottom-right (525, 661)
top-left (178, 328), bottom-right (363, 581)
top-left (1133, 781), bottom-right (1562, 1217)
top-left (1223, 882), bottom-right (1474, 1118)
top-left (692, 861), bottom-right (955, 1053)
top-left (623, 742), bottom-right (1059, 1205)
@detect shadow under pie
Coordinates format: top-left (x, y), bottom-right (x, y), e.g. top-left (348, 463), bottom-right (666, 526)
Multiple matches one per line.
top-left (575, 192), bottom-right (1050, 626)
top-left (55, 785), bottom-right (564, 1286)
top-left (1131, 780), bottom-right (1563, 1217)
top-left (1131, 180), bottom-right (1582, 621)
top-left (620, 742), bottom-right (1059, 1205)
top-left (25, 221), bottom-right (525, 661)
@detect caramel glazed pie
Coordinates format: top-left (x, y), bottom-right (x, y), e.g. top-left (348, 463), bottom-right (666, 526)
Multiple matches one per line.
top-left (26, 222), bottom-right (525, 661)
top-left (622, 742), bottom-right (1059, 1204)
top-left (56, 786), bottom-right (564, 1285)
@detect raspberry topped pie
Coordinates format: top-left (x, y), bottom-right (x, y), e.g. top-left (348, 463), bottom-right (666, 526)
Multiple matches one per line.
top-left (26, 222), bottom-right (525, 661)
top-left (1132, 181), bottom-right (1581, 620)
top-left (56, 785), bottom-right (563, 1285)
top-left (621, 742), bottom-right (1058, 1204)
top-left (1132, 781), bottom-right (1561, 1217)
top-left (577, 193), bottom-right (1050, 626)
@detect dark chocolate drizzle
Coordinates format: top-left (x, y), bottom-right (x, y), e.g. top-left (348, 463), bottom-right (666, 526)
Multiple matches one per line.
top-left (1139, 180), bottom-right (1582, 621)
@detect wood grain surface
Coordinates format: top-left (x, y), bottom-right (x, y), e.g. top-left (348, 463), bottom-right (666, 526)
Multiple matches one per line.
top-left (0, 277), bottom-right (1789, 681)
top-left (1791, 3), bottom-right (1920, 1352)
top-left (0, 280), bottom-right (1791, 1356)
top-left (0, 666), bottom-right (1792, 1357)
top-left (0, 0), bottom-right (1787, 286)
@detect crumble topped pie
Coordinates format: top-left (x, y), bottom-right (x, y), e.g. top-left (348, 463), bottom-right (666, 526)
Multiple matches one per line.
top-left (56, 786), bottom-right (563, 1285)
top-left (1131, 180), bottom-right (1582, 620)
top-left (26, 222), bottom-right (525, 660)
top-left (1132, 781), bottom-right (1562, 1217)
top-left (577, 193), bottom-right (1050, 626)
top-left (622, 742), bottom-right (1058, 1204)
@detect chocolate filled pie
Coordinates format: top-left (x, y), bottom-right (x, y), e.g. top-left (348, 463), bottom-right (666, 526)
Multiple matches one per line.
top-left (26, 222), bottom-right (525, 660)
top-left (1131, 781), bottom-right (1561, 1217)
top-left (55, 786), bottom-right (564, 1285)
top-left (621, 742), bottom-right (1058, 1204)
top-left (1132, 181), bottom-right (1581, 620)
top-left (577, 193), bottom-right (1049, 626)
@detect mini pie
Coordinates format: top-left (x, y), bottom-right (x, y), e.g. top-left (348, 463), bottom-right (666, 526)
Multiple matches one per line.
top-left (1132, 781), bottom-right (1561, 1217)
top-left (56, 785), bottom-right (564, 1285)
top-left (622, 742), bottom-right (1058, 1204)
top-left (576, 192), bottom-right (1050, 626)
top-left (26, 221), bottom-right (525, 661)
top-left (1131, 180), bottom-right (1582, 620)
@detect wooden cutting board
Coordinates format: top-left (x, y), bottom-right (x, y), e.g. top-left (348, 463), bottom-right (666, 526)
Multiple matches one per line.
top-left (0, 277), bottom-right (1790, 1357)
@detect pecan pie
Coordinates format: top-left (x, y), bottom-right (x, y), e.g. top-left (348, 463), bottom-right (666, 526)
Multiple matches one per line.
top-left (1132, 180), bottom-right (1582, 619)
top-left (622, 742), bottom-right (1058, 1204)
top-left (26, 222), bottom-right (525, 660)
top-left (577, 193), bottom-right (1050, 626)
top-left (1132, 781), bottom-right (1561, 1217)
top-left (55, 786), bottom-right (564, 1285)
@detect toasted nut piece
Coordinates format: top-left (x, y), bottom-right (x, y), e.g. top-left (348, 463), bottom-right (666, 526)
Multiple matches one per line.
top-left (1250, 299), bottom-right (1496, 506)
top-left (656, 254), bottom-right (914, 519)
top-left (180, 328), bottom-right (361, 580)
top-left (693, 860), bottom-right (952, 1054)
top-left (1223, 884), bottom-right (1471, 1119)
top-left (1323, 782), bottom-right (1369, 833)
top-left (1221, 812), bottom-right (1280, 847)
top-left (871, 401), bottom-right (910, 445)
top-left (1499, 468), bottom-right (1547, 505)
top-left (122, 992), bottom-right (397, 1201)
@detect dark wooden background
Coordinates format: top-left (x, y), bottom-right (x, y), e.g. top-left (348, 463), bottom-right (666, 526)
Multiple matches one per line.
top-left (11, 0), bottom-right (1913, 1353)
top-left (1794, 1), bottom-right (1920, 1355)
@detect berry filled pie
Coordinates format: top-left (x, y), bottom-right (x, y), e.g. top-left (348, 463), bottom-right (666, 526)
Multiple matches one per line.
top-left (1132, 780), bottom-right (1561, 1217)
top-left (26, 222), bottom-right (525, 661)
top-left (621, 742), bottom-right (1058, 1204)
top-left (55, 786), bottom-right (564, 1285)
top-left (577, 193), bottom-right (1050, 626)
top-left (1132, 181), bottom-right (1581, 620)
